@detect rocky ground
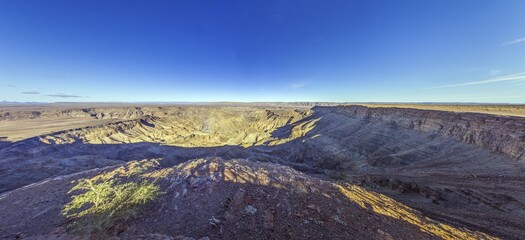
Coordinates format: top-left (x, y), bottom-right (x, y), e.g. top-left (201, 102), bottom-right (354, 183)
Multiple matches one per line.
top-left (0, 104), bottom-right (524, 239)
top-left (0, 158), bottom-right (496, 239)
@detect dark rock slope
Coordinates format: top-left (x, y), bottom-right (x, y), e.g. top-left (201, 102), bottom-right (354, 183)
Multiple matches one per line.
top-left (0, 158), bottom-right (496, 239)
top-left (331, 105), bottom-right (525, 161)
top-left (0, 105), bottom-right (524, 239)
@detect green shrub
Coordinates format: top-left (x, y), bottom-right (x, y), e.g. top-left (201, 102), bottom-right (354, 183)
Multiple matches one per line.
top-left (62, 178), bottom-right (161, 234)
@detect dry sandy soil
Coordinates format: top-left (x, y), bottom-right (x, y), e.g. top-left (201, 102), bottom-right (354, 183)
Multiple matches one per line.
top-left (0, 103), bottom-right (524, 239)
top-left (358, 103), bottom-right (525, 117)
top-left (0, 117), bottom-right (119, 142)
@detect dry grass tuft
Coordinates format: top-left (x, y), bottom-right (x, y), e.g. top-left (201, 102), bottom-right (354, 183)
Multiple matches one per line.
top-left (62, 161), bottom-right (162, 234)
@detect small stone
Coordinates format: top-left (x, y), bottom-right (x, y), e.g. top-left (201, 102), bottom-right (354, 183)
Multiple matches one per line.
top-left (307, 204), bottom-right (320, 213)
top-left (332, 215), bottom-right (347, 226)
top-left (377, 229), bottom-right (395, 240)
top-left (209, 216), bottom-right (221, 226)
top-left (244, 205), bottom-right (258, 215)
top-left (190, 177), bottom-right (212, 188)
top-left (139, 234), bottom-right (174, 240)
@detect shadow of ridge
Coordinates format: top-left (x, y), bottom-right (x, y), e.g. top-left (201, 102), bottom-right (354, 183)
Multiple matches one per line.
top-left (0, 105), bottom-right (520, 239)
top-left (2, 139), bottom-right (508, 239)
top-left (0, 106), bottom-right (330, 194)
top-left (268, 110), bottom-right (321, 139)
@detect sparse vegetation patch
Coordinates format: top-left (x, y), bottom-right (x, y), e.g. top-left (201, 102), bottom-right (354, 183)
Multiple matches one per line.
top-left (62, 176), bottom-right (161, 234)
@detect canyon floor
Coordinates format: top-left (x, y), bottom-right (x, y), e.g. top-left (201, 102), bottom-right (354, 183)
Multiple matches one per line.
top-left (0, 103), bottom-right (524, 239)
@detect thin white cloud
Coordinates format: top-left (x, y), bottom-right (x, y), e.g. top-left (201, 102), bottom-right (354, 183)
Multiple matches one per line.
top-left (289, 81), bottom-right (312, 90)
top-left (427, 72), bottom-right (525, 89)
top-left (47, 93), bottom-right (84, 98)
top-left (21, 91), bottom-right (40, 95)
top-left (501, 37), bottom-right (525, 46)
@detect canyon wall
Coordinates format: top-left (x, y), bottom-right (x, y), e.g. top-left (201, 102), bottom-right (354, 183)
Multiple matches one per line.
top-left (329, 105), bottom-right (525, 161)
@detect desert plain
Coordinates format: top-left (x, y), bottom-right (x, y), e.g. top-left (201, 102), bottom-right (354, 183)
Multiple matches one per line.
top-left (0, 103), bottom-right (524, 239)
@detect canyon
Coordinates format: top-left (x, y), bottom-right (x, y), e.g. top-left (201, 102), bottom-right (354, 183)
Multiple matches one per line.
top-left (0, 104), bottom-right (524, 239)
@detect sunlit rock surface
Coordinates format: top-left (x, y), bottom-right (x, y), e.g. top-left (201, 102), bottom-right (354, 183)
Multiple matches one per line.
top-left (0, 104), bottom-right (524, 239)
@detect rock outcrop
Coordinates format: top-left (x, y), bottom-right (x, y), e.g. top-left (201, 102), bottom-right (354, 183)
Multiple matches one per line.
top-left (1, 105), bottom-right (524, 239)
top-left (0, 158), bottom-right (497, 239)
top-left (39, 108), bottom-right (315, 147)
top-left (330, 105), bottom-right (525, 161)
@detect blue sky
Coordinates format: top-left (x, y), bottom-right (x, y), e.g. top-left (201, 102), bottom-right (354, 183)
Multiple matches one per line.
top-left (1, 0), bottom-right (524, 103)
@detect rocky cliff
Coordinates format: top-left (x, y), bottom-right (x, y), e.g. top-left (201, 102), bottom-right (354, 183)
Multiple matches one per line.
top-left (329, 105), bottom-right (525, 161)
top-left (1, 105), bottom-right (524, 239)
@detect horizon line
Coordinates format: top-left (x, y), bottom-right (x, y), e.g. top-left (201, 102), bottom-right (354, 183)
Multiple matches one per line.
top-left (1, 100), bottom-right (525, 105)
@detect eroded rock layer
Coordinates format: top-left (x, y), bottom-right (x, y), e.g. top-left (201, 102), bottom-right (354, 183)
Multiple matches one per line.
top-left (39, 107), bottom-right (314, 147)
top-left (0, 105), bottom-right (524, 239)
top-left (332, 105), bottom-right (525, 161)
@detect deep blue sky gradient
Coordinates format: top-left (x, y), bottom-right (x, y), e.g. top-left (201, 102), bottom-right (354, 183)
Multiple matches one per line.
top-left (1, 0), bottom-right (524, 102)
